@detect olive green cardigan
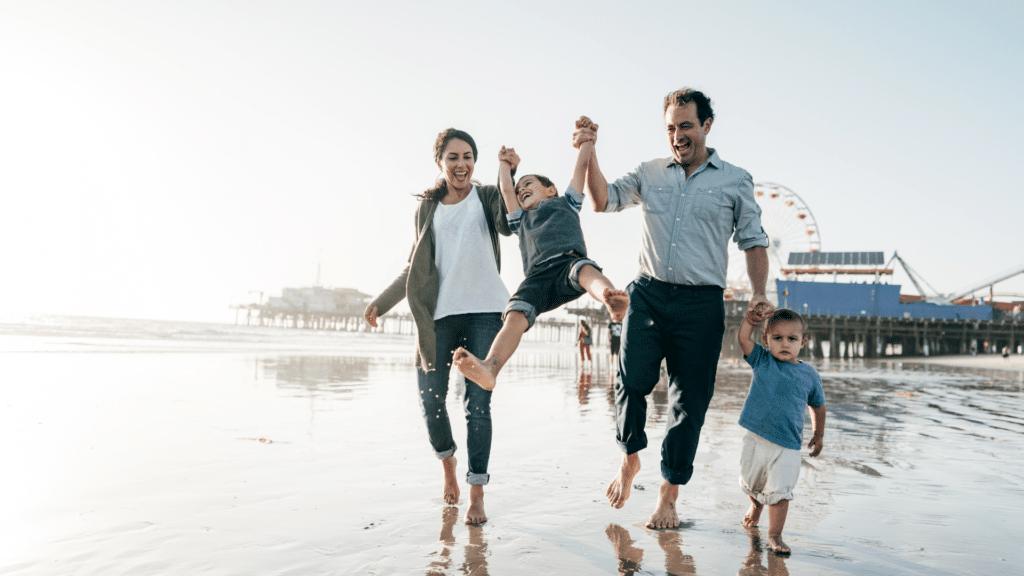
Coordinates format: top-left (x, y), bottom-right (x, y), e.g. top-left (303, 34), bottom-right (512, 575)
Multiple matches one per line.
top-left (370, 185), bottom-right (511, 372)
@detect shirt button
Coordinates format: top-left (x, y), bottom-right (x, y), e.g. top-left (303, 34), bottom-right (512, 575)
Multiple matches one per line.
top-left (671, 243), bottom-right (676, 246)
top-left (676, 218), bottom-right (680, 221)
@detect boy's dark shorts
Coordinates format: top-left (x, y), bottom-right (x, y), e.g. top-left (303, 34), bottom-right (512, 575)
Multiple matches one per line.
top-left (505, 254), bottom-right (600, 330)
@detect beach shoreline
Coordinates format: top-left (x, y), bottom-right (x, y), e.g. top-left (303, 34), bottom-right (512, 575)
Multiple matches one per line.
top-left (893, 353), bottom-right (1024, 372)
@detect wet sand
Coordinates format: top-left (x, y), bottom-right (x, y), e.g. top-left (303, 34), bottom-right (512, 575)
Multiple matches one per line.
top-left (2, 327), bottom-right (1022, 575)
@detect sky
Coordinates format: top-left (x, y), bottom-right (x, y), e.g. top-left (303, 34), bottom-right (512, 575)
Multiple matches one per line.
top-left (1, 1), bottom-right (1022, 323)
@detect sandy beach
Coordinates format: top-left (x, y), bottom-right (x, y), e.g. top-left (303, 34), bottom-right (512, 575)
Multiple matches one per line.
top-left (1, 317), bottom-right (1022, 575)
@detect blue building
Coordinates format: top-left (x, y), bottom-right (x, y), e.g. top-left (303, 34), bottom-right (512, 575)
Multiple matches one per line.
top-left (776, 280), bottom-right (992, 321)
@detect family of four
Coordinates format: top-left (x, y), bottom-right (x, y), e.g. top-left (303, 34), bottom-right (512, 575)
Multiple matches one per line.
top-left (363, 88), bottom-right (826, 556)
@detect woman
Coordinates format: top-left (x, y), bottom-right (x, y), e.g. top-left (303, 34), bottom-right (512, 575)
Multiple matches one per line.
top-left (578, 318), bottom-right (593, 364)
top-left (364, 128), bottom-right (513, 525)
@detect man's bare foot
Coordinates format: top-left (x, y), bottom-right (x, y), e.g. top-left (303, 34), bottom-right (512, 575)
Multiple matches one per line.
top-left (645, 482), bottom-right (680, 529)
top-left (452, 347), bottom-right (498, 391)
top-left (465, 484), bottom-right (487, 524)
top-left (767, 533), bottom-right (791, 556)
top-left (606, 453), bottom-right (641, 508)
top-left (743, 495), bottom-right (763, 528)
top-left (602, 289), bottom-right (630, 322)
top-left (442, 456), bottom-right (459, 505)
top-left (605, 524), bottom-right (644, 566)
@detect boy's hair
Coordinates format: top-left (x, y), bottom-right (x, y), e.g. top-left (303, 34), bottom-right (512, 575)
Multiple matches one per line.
top-left (514, 174), bottom-right (557, 194)
top-left (663, 88), bottom-right (715, 125)
top-left (417, 128), bottom-right (479, 201)
top-left (764, 308), bottom-right (807, 336)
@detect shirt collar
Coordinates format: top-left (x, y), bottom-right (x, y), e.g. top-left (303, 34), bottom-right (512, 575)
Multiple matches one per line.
top-left (668, 147), bottom-right (721, 171)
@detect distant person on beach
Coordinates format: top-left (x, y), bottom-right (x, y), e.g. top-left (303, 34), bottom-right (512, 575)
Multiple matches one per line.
top-left (737, 307), bottom-right (826, 555)
top-left (453, 119), bottom-right (629, 390)
top-left (363, 128), bottom-right (512, 525)
top-left (576, 89), bottom-right (773, 529)
top-left (608, 320), bottom-right (622, 361)
top-left (578, 318), bottom-right (593, 364)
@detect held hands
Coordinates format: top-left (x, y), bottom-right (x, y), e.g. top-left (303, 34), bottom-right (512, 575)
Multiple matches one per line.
top-left (808, 434), bottom-right (824, 457)
top-left (363, 303), bottom-right (380, 328)
top-left (572, 115), bottom-right (598, 149)
top-left (498, 146), bottom-right (520, 171)
top-left (746, 294), bottom-right (774, 324)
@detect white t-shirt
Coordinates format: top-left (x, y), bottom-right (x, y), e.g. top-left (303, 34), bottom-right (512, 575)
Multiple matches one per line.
top-left (431, 187), bottom-right (510, 320)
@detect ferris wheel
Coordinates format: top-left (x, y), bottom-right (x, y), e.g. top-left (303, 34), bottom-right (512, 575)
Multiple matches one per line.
top-left (725, 182), bottom-right (821, 304)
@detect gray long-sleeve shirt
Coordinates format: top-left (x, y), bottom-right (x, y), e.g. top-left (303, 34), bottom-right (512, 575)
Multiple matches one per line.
top-left (603, 149), bottom-right (768, 287)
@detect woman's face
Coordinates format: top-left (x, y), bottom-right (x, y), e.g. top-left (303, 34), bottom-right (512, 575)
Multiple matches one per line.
top-left (437, 138), bottom-right (475, 193)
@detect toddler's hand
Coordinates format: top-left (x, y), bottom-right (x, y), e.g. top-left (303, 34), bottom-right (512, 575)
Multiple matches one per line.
top-left (808, 434), bottom-right (823, 457)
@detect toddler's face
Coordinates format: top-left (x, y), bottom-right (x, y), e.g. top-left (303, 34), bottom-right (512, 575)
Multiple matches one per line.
top-left (763, 319), bottom-right (807, 363)
top-left (515, 176), bottom-right (557, 211)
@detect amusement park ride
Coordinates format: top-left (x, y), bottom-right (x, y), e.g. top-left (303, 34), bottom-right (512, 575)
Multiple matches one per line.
top-left (725, 182), bottom-right (1024, 309)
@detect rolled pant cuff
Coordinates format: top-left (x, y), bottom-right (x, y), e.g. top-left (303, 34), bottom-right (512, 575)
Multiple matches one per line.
top-left (617, 438), bottom-right (647, 455)
top-left (661, 462), bottom-right (694, 485)
top-left (435, 446), bottom-right (456, 460)
top-left (466, 472), bottom-right (490, 486)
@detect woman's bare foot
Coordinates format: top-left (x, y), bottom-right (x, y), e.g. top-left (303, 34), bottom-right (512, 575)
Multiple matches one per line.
top-left (452, 347), bottom-right (498, 391)
top-left (606, 453), bottom-right (641, 508)
top-left (602, 289), bottom-right (630, 322)
top-left (767, 533), bottom-right (791, 556)
top-left (465, 484), bottom-right (487, 524)
top-left (743, 495), bottom-right (763, 528)
top-left (645, 482), bottom-right (680, 529)
top-left (442, 456), bottom-right (460, 505)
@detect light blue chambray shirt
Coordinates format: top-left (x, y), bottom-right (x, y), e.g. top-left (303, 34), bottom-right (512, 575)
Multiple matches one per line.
top-left (604, 148), bottom-right (768, 288)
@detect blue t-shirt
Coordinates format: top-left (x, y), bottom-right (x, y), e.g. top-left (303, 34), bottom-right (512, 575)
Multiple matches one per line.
top-left (738, 343), bottom-right (825, 450)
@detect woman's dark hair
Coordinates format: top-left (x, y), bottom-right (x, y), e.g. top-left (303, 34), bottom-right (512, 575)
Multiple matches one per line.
top-left (417, 128), bottom-right (478, 201)
top-left (663, 88), bottom-right (715, 125)
top-left (765, 308), bottom-right (807, 335)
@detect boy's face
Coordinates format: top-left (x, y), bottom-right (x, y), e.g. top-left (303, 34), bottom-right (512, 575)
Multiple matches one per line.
top-left (515, 176), bottom-right (557, 211)
top-left (762, 319), bottom-right (807, 364)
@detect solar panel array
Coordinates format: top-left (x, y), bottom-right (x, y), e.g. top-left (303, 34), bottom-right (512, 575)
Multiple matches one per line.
top-left (787, 252), bottom-right (885, 266)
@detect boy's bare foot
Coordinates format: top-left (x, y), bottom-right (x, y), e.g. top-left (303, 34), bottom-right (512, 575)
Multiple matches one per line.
top-left (743, 496), bottom-right (763, 528)
top-left (645, 482), bottom-right (680, 529)
top-left (465, 484), bottom-right (487, 524)
top-left (767, 533), bottom-right (791, 556)
top-left (452, 347), bottom-right (498, 391)
top-left (606, 453), bottom-right (641, 508)
top-left (442, 456), bottom-right (459, 505)
top-left (603, 289), bottom-right (630, 322)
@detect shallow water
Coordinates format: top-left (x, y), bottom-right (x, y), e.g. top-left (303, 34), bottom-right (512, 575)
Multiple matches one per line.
top-left (1, 318), bottom-right (1022, 575)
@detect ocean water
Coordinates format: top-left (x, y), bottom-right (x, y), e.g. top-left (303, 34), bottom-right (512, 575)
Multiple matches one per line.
top-left (1, 316), bottom-right (1021, 575)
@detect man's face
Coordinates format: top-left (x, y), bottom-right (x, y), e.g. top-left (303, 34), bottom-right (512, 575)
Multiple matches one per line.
top-left (665, 102), bottom-right (712, 169)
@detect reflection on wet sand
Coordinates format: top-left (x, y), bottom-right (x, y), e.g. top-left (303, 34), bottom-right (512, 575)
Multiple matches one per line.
top-left (606, 524), bottom-right (697, 575)
top-left (738, 528), bottom-right (790, 576)
top-left (426, 506), bottom-right (489, 576)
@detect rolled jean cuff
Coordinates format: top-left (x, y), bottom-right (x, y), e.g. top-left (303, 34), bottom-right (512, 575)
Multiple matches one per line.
top-left (434, 445), bottom-right (456, 460)
top-left (466, 472), bottom-right (490, 486)
top-left (661, 461), bottom-right (694, 485)
top-left (567, 258), bottom-right (600, 292)
top-left (616, 437), bottom-right (647, 455)
top-left (505, 299), bottom-right (538, 330)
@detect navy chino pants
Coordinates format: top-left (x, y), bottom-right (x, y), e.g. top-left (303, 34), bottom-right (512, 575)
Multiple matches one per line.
top-left (614, 274), bottom-right (725, 485)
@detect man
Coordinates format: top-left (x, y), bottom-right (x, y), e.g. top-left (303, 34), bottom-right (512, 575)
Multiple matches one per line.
top-left (576, 88), bottom-right (772, 529)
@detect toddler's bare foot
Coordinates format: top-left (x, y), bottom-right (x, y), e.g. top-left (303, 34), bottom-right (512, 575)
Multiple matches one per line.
top-left (606, 453), bottom-right (640, 508)
top-left (743, 496), bottom-right (763, 528)
top-left (465, 484), bottom-right (487, 524)
top-left (767, 533), bottom-right (791, 556)
top-left (442, 456), bottom-right (459, 505)
top-left (452, 347), bottom-right (498, 391)
top-left (603, 289), bottom-right (630, 322)
top-left (645, 482), bottom-right (680, 529)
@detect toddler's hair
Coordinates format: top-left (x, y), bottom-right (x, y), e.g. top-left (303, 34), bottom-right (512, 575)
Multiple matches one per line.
top-left (765, 308), bottom-right (807, 335)
top-left (514, 174), bottom-right (556, 194)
